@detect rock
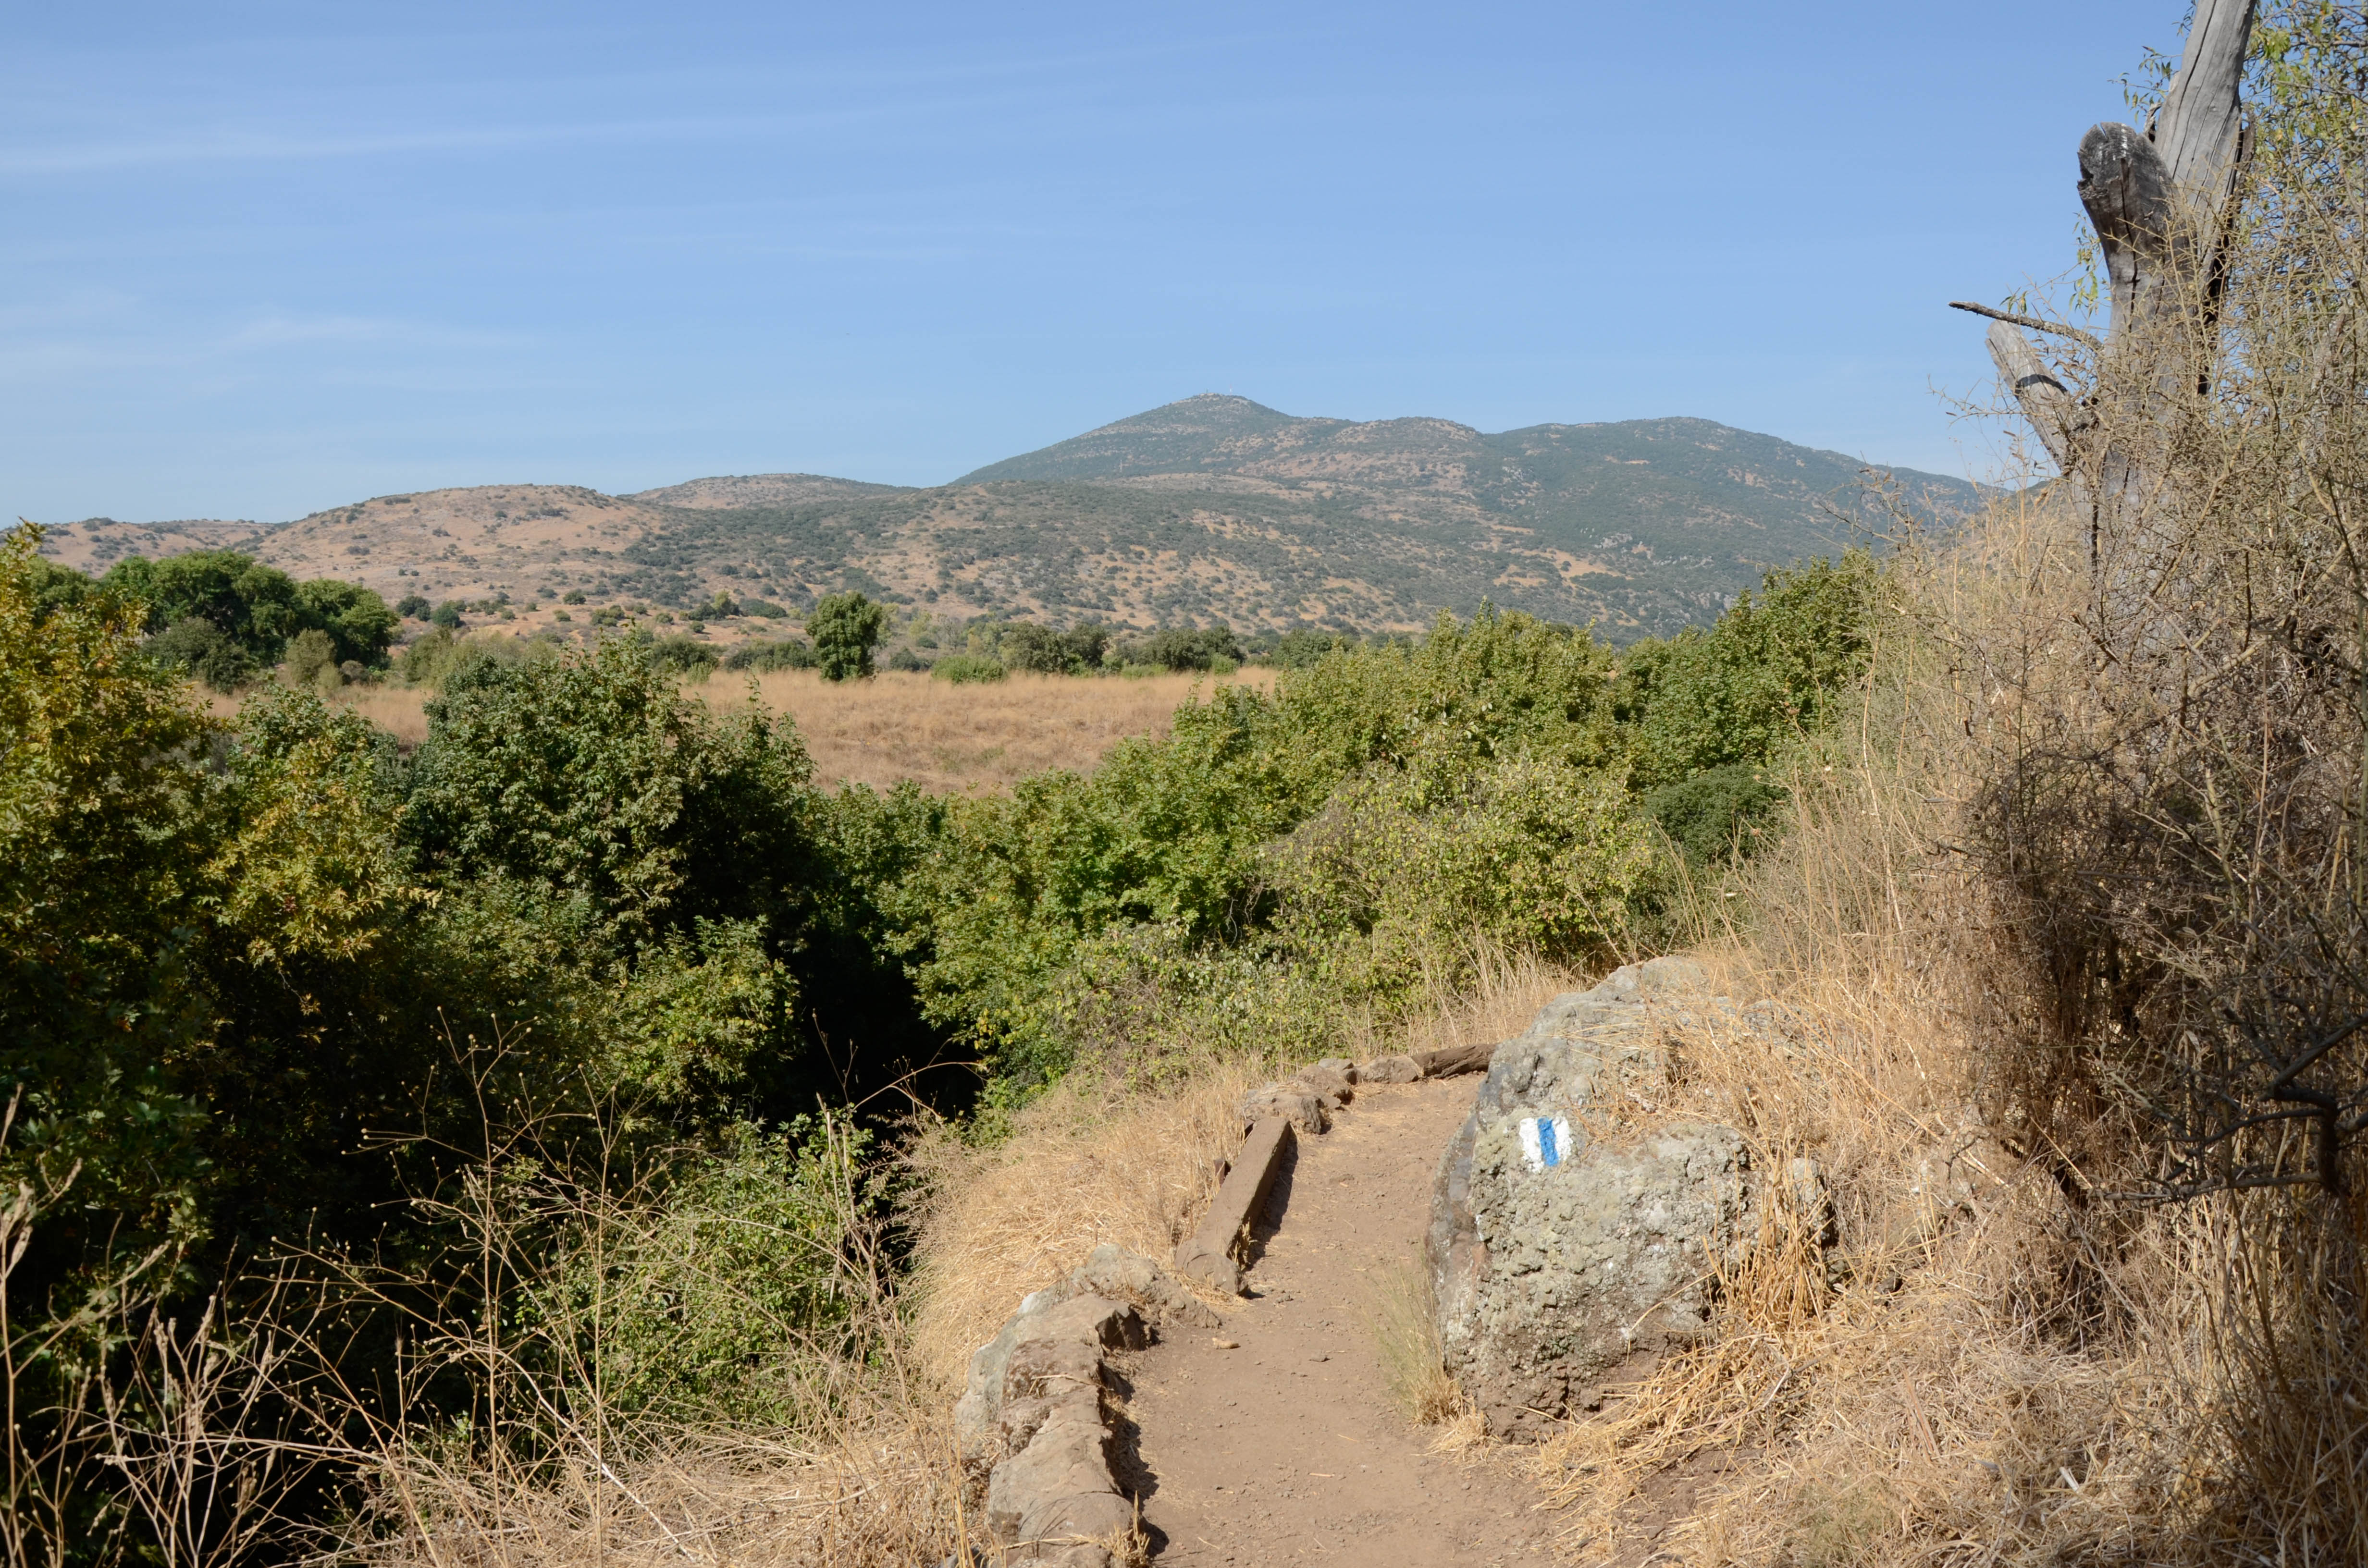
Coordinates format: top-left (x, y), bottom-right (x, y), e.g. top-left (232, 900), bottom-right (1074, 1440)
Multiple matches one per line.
top-left (1174, 1117), bottom-right (1295, 1295)
top-left (1300, 1057), bottom-right (1358, 1098)
top-left (1429, 959), bottom-right (1752, 1438)
top-left (1412, 1041), bottom-right (1498, 1078)
top-left (1238, 1082), bottom-right (1331, 1134)
top-left (1068, 1243), bottom-right (1221, 1328)
top-left (1357, 1053), bottom-right (1423, 1084)
top-left (953, 1295), bottom-right (1146, 1459)
top-left (1592, 954), bottom-right (1711, 1003)
top-left (983, 1401), bottom-right (1135, 1545)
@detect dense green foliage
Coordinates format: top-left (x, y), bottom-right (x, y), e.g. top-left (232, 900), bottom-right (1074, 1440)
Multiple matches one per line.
top-left (806, 591), bottom-right (889, 680)
top-left (91, 550), bottom-right (398, 690)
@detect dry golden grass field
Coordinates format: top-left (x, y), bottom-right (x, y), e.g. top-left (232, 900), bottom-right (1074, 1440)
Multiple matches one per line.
top-left (703, 667), bottom-right (1271, 793)
top-left (227, 667), bottom-right (1272, 793)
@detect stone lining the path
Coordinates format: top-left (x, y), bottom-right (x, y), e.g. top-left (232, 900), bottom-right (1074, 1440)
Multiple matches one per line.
top-left (951, 1245), bottom-right (1219, 1566)
top-left (948, 1046), bottom-right (1506, 1563)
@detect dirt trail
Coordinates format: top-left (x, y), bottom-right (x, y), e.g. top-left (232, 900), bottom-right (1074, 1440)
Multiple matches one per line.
top-left (1123, 1078), bottom-right (1557, 1566)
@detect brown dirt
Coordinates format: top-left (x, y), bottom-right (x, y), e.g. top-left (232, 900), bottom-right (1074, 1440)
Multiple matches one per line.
top-left (1122, 1078), bottom-right (1559, 1567)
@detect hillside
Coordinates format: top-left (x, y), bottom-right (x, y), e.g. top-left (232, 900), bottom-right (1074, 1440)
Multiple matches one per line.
top-left (35, 396), bottom-right (1982, 641)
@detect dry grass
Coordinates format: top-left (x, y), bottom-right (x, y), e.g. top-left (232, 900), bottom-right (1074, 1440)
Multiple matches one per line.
top-left (1370, 1255), bottom-right (1467, 1427)
top-left (903, 943), bottom-right (1578, 1397)
top-left (703, 667), bottom-right (1271, 795)
top-left (210, 667), bottom-right (1268, 792)
top-left (902, 1066), bottom-right (1258, 1393)
top-left (326, 683), bottom-right (432, 745)
top-left (1510, 510), bottom-right (2358, 1564)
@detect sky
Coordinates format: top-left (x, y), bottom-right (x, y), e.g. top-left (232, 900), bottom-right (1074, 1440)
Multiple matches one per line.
top-left (4, 2), bottom-right (2182, 523)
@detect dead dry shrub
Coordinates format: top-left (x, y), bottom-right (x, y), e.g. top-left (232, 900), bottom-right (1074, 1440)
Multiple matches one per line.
top-left (902, 1066), bottom-right (1257, 1392)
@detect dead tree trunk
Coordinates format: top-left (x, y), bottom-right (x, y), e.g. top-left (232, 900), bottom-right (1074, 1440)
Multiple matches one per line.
top-left (1968, 0), bottom-right (2255, 481)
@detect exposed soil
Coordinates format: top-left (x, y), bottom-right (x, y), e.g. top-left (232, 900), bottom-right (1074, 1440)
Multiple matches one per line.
top-left (1122, 1078), bottom-right (1560, 1566)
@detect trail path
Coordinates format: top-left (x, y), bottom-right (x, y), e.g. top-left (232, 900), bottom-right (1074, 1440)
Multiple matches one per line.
top-left (1124, 1078), bottom-right (1558, 1567)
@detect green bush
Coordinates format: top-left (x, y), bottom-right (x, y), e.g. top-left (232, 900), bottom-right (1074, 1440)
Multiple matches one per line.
top-left (1613, 554), bottom-right (1881, 791)
top-left (1270, 628), bottom-right (1356, 669)
top-left (1000, 622), bottom-right (1111, 675)
top-left (431, 600), bottom-right (464, 630)
top-left (930, 653), bottom-right (1005, 684)
top-left (1641, 763), bottom-right (1789, 866)
top-left (648, 633), bottom-right (720, 678)
top-left (1121, 625), bottom-right (1243, 672)
top-left (722, 638), bottom-right (817, 673)
top-left (284, 627), bottom-right (339, 688)
top-left (805, 592), bottom-right (888, 681)
top-left (146, 614), bottom-right (256, 691)
top-left (516, 1116), bottom-right (876, 1427)
top-left (395, 592), bottom-right (430, 619)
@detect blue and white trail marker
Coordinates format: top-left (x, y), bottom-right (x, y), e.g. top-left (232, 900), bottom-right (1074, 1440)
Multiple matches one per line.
top-left (1518, 1115), bottom-right (1572, 1172)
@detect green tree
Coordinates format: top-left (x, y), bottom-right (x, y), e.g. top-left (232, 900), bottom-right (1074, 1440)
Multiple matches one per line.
top-left (294, 576), bottom-right (400, 665)
top-left (0, 524), bottom-right (216, 1257)
top-left (804, 592), bottom-right (888, 681)
top-left (1613, 553), bottom-right (1881, 791)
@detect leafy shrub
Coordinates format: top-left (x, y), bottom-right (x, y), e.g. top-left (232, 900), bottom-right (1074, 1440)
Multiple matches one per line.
top-left (524, 1117), bottom-right (877, 1426)
top-left (999, 622), bottom-right (1111, 675)
top-left (395, 627), bottom-right (561, 690)
top-left (402, 637), bottom-right (816, 952)
top-left (1270, 628), bottom-right (1356, 669)
top-left (722, 638), bottom-right (817, 673)
top-left (806, 592), bottom-right (888, 681)
top-left (887, 647), bottom-right (928, 673)
top-left (741, 599), bottom-right (789, 619)
top-left (1641, 763), bottom-right (1788, 866)
top-left (146, 614), bottom-right (256, 691)
top-left (294, 577), bottom-right (401, 665)
top-left (647, 633), bottom-right (720, 678)
top-left (284, 627), bottom-right (341, 689)
top-left (431, 600), bottom-right (464, 630)
top-left (1614, 554), bottom-right (1879, 790)
top-left (1122, 625), bottom-right (1243, 672)
top-left (562, 589), bottom-right (586, 605)
top-left (395, 593), bottom-right (430, 619)
top-left (931, 654), bottom-right (1004, 684)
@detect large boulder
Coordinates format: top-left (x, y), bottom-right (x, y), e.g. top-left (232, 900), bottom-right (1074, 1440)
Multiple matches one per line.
top-left (1427, 957), bottom-right (1756, 1437)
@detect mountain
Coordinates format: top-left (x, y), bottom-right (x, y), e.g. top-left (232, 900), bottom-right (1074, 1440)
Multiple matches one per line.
top-left (33, 396), bottom-right (1982, 643)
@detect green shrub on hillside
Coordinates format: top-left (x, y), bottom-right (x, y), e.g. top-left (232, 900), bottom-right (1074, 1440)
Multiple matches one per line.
top-left (1000, 622), bottom-right (1111, 674)
top-left (523, 1117), bottom-right (877, 1427)
top-left (1270, 628), bottom-right (1357, 669)
top-left (806, 591), bottom-right (888, 681)
top-left (101, 550), bottom-right (396, 666)
top-left (1121, 625), bottom-right (1242, 672)
top-left (647, 632), bottom-right (720, 678)
top-left (1641, 763), bottom-right (1789, 866)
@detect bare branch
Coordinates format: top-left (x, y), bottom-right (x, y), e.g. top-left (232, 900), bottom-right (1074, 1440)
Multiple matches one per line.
top-left (1949, 301), bottom-right (2102, 351)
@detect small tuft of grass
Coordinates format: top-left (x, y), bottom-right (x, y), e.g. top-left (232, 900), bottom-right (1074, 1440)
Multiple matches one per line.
top-left (1369, 1253), bottom-right (1467, 1427)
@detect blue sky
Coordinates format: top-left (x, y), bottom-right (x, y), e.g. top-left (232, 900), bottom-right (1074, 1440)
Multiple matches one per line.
top-left (5, 2), bottom-right (2175, 522)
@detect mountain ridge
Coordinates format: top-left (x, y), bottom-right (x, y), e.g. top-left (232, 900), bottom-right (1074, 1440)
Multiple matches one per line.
top-left (33, 395), bottom-right (1981, 642)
